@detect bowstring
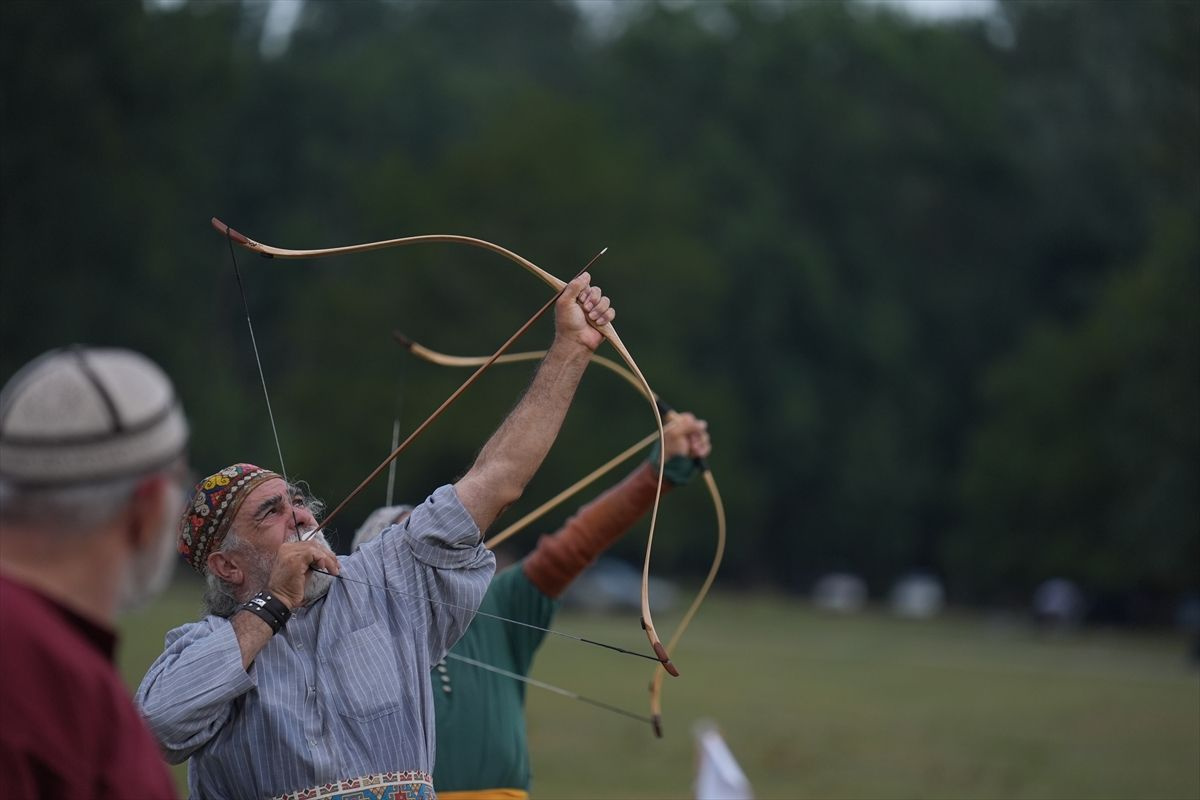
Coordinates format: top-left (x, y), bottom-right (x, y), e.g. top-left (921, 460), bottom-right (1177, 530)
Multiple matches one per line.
top-left (227, 232), bottom-right (288, 482)
top-left (445, 652), bottom-right (654, 726)
top-left (226, 230), bottom-right (306, 537)
top-left (311, 568), bottom-right (661, 664)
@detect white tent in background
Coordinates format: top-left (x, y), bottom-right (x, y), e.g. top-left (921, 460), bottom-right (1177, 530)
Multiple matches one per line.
top-left (693, 720), bottom-right (754, 800)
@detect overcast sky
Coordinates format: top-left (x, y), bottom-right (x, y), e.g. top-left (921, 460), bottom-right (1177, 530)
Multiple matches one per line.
top-left (150, 0), bottom-right (1002, 59)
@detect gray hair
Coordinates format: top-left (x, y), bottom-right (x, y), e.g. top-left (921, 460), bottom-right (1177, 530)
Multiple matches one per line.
top-left (201, 481), bottom-right (325, 618)
top-left (0, 469), bottom-right (161, 532)
top-left (350, 504), bottom-right (413, 552)
top-left (202, 530), bottom-right (254, 618)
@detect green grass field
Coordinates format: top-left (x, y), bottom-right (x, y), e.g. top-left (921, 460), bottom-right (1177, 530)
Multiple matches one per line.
top-left (119, 581), bottom-right (1200, 799)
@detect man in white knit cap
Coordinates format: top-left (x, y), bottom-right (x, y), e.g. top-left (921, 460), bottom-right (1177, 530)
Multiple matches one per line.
top-left (0, 345), bottom-right (190, 798)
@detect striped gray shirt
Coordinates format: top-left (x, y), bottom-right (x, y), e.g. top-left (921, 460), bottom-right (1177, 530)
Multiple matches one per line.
top-left (135, 484), bottom-right (495, 799)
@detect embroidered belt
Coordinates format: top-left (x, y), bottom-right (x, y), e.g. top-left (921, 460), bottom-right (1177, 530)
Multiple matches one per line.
top-left (273, 771), bottom-right (435, 800)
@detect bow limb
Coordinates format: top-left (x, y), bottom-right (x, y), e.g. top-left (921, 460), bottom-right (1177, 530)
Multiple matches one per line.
top-left (648, 469), bottom-right (726, 735)
top-left (394, 333), bottom-right (651, 400)
top-left (212, 218), bottom-right (566, 290)
top-left (486, 430), bottom-right (660, 550)
top-left (213, 218), bottom-right (676, 677)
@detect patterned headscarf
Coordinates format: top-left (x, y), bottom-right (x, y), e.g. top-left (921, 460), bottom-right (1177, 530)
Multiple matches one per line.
top-left (179, 463), bottom-right (280, 575)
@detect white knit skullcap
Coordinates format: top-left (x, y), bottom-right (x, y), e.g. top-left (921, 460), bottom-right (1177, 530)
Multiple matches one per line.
top-left (0, 346), bottom-right (189, 486)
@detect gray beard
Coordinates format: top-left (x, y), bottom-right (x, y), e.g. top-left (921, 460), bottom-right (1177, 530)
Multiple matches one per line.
top-left (119, 485), bottom-right (183, 612)
top-left (232, 529), bottom-right (338, 609)
top-left (289, 529), bottom-right (336, 606)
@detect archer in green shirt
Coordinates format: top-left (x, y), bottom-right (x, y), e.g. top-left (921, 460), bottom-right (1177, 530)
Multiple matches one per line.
top-left (351, 413), bottom-right (710, 798)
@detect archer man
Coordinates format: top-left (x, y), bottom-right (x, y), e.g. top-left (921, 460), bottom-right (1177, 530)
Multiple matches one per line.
top-left (136, 273), bottom-right (616, 800)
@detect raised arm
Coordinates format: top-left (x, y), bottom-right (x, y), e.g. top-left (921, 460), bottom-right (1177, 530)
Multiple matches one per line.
top-left (454, 273), bottom-right (615, 532)
top-left (522, 412), bottom-right (711, 598)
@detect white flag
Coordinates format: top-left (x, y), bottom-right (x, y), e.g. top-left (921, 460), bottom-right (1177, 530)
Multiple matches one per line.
top-left (693, 720), bottom-right (754, 800)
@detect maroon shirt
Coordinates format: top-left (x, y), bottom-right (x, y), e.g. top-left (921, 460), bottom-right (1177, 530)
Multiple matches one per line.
top-left (0, 573), bottom-right (177, 799)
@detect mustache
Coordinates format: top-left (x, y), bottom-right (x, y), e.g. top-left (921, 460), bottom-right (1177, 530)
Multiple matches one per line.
top-left (289, 528), bottom-right (328, 545)
top-left (284, 529), bottom-right (336, 559)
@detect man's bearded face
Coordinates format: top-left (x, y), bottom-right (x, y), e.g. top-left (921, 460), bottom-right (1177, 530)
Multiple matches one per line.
top-left (239, 528), bottom-right (337, 606)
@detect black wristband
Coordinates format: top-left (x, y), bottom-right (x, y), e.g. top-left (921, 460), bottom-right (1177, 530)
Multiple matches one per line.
top-left (240, 591), bottom-right (292, 635)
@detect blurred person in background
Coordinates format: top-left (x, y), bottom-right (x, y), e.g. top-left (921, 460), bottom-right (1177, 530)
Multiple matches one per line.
top-left (0, 346), bottom-right (190, 799)
top-left (135, 275), bottom-right (618, 800)
top-left (352, 411), bottom-right (711, 799)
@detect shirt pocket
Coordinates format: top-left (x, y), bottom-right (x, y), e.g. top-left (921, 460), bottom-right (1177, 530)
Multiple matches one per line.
top-left (327, 622), bottom-right (405, 722)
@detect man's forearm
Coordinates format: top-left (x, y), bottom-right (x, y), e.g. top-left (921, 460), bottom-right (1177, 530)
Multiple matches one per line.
top-left (455, 338), bottom-right (591, 531)
top-left (523, 461), bottom-right (672, 598)
top-left (231, 609), bottom-right (277, 670)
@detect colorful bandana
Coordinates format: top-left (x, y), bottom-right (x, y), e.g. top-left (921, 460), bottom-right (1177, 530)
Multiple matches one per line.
top-left (179, 463), bottom-right (281, 575)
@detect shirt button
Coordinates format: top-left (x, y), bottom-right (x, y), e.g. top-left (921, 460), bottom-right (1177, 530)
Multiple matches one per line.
top-left (442, 685), bottom-right (452, 694)
top-left (307, 739), bottom-right (316, 747)
top-left (308, 686), bottom-right (316, 696)
top-left (296, 642), bottom-right (304, 650)
top-left (436, 665), bottom-right (448, 674)
top-left (440, 674), bottom-right (451, 683)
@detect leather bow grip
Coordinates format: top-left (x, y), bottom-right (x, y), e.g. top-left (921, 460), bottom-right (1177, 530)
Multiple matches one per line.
top-left (212, 217), bottom-right (257, 250)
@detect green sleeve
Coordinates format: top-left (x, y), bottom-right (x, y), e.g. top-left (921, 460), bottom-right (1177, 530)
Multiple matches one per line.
top-left (489, 561), bottom-right (559, 676)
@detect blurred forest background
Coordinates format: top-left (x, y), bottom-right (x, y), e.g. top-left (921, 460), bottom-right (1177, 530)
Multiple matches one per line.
top-left (2, 0), bottom-right (1197, 625)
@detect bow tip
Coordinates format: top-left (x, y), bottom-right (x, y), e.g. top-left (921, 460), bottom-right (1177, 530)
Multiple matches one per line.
top-left (651, 714), bottom-right (663, 739)
top-left (212, 217), bottom-right (252, 248)
top-left (652, 641), bottom-right (680, 677)
top-left (392, 330), bottom-right (414, 349)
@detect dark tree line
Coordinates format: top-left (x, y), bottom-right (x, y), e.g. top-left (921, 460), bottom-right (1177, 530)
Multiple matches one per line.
top-left (2, 0), bottom-right (1196, 621)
